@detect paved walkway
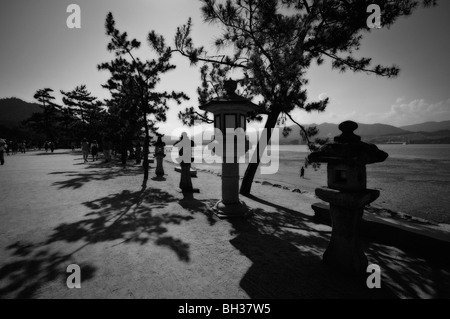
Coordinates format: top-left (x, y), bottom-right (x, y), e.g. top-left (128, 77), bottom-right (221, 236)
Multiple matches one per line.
top-left (0, 150), bottom-right (449, 298)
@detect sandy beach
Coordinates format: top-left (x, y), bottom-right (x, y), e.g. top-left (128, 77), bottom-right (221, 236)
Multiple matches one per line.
top-left (0, 149), bottom-right (449, 299)
top-left (186, 144), bottom-right (450, 225)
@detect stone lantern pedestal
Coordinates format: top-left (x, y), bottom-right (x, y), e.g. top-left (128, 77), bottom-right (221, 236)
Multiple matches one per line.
top-left (199, 80), bottom-right (257, 218)
top-left (308, 121), bottom-right (388, 275)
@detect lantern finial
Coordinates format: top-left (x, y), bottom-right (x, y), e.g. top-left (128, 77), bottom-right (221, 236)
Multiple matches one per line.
top-left (224, 79), bottom-right (237, 95)
top-left (335, 120), bottom-right (361, 143)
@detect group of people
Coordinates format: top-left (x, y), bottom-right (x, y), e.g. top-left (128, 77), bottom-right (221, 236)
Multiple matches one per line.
top-left (0, 139), bottom-right (30, 165)
top-left (44, 141), bottom-right (55, 153)
top-left (81, 139), bottom-right (99, 162)
top-left (80, 138), bottom-right (114, 163)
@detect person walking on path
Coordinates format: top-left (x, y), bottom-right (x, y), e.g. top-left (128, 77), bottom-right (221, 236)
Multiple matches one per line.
top-left (0, 138), bottom-right (6, 165)
top-left (91, 140), bottom-right (99, 162)
top-left (20, 141), bottom-right (27, 154)
top-left (103, 137), bottom-right (112, 163)
top-left (300, 166), bottom-right (305, 179)
top-left (135, 143), bottom-right (142, 165)
top-left (5, 141), bottom-right (10, 156)
top-left (81, 138), bottom-right (90, 163)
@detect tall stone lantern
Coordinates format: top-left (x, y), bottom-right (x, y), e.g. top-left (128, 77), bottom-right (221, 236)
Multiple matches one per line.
top-left (199, 80), bottom-right (257, 218)
top-left (307, 121), bottom-right (388, 274)
top-left (154, 135), bottom-right (166, 178)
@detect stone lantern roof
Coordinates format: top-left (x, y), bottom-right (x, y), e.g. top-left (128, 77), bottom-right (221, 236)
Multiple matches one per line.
top-left (307, 121), bottom-right (388, 165)
top-left (199, 80), bottom-right (258, 112)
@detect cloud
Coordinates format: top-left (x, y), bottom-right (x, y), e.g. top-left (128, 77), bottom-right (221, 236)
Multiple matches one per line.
top-left (363, 98), bottom-right (450, 126)
top-left (281, 98), bottom-right (450, 127)
top-left (318, 92), bottom-right (328, 101)
top-left (162, 98), bottom-right (450, 134)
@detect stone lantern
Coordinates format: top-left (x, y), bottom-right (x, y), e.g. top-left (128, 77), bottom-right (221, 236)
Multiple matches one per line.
top-left (174, 132), bottom-right (197, 193)
top-left (199, 79), bottom-right (257, 218)
top-left (154, 135), bottom-right (166, 178)
top-left (307, 121), bottom-right (388, 274)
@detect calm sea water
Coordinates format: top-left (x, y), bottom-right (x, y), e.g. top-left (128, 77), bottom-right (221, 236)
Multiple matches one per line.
top-left (276, 144), bottom-right (450, 161)
top-left (177, 144), bottom-right (450, 224)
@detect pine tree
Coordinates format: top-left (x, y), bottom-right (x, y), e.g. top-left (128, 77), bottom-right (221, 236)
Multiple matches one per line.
top-left (103, 77), bottom-right (143, 165)
top-left (162, 0), bottom-right (437, 195)
top-left (61, 85), bottom-right (104, 141)
top-left (28, 88), bottom-right (61, 142)
top-left (99, 13), bottom-right (189, 187)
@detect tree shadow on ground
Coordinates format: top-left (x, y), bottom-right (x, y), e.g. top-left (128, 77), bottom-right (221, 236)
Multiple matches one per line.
top-left (225, 203), bottom-right (397, 299)
top-left (50, 166), bottom-right (144, 190)
top-left (178, 192), bottom-right (218, 226)
top-left (45, 187), bottom-right (193, 262)
top-left (0, 186), bottom-right (193, 298)
top-left (237, 194), bottom-right (450, 298)
top-left (367, 243), bottom-right (450, 298)
top-left (84, 161), bottom-right (148, 170)
top-left (0, 241), bottom-right (96, 299)
top-left (34, 151), bottom-right (72, 156)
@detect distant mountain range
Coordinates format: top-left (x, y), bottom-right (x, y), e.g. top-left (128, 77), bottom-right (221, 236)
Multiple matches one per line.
top-left (399, 121), bottom-right (450, 132)
top-left (0, 98), bottom-right (41, 127)
top-left (2, 97), bottom-right (450, 144)
top-left (275, 122), bottom-right (450, 145)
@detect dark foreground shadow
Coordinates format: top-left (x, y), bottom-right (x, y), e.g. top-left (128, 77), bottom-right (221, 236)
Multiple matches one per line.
top-left (50, 166), bottom-right (144, 190)
top-left (368, 244), bottom-right (450, 298)
top-left (178, 194), bottom-right (218, 226)
top-left (0, 187), bottom-right (193, 298)
top-left (233, 194), bottom-right (450, 298)
top-left (226, 206), bottom-right (396, 298)
top-left (0, 242), bottom-right (96, 299)
top-left (45, 188), bottom-right (193, 262)
top-left (34, 151), bottom-right (72, 156)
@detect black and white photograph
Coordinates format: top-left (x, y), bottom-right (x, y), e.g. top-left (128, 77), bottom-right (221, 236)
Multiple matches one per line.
top-left (0, 0), bottom-right (449, 304)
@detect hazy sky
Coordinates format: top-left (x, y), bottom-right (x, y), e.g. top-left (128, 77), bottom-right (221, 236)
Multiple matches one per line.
top-left (1, 0), bottom-right (449, 134)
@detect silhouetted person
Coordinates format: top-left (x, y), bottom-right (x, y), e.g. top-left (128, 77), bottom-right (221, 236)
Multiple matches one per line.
top-left (81, 138), bottom-right (90, 163)
top-left (135, 143), bottom-right (142, 165)
top-left (0, 138), bottom-right (6, 165)
top-left (91, 140), bottom-right (99, 161)
top-left (11, 141), bottom-right (17, 155)
top-left (103, 137), bottom-right (112, 163)
top-left (21, 141), bottom-right (26, 153)
top-left (300, 166), bottom-right (305, 178)
top-left (49, 142), bottom-right (55, 153)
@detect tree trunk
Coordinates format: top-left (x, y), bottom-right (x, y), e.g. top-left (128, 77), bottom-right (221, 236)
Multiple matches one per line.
top-left (240, 109), bottom-right (281, 196)
top-left (142, 119), bottom-right (150, 187)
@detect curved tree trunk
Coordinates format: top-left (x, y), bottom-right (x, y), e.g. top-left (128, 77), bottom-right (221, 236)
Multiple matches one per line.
top-left (240, 109), bottom-right (281, 196)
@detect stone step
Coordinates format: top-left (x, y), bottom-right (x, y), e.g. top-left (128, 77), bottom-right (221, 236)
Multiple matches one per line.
top-left (311, 202), bottom-right (450, 265)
